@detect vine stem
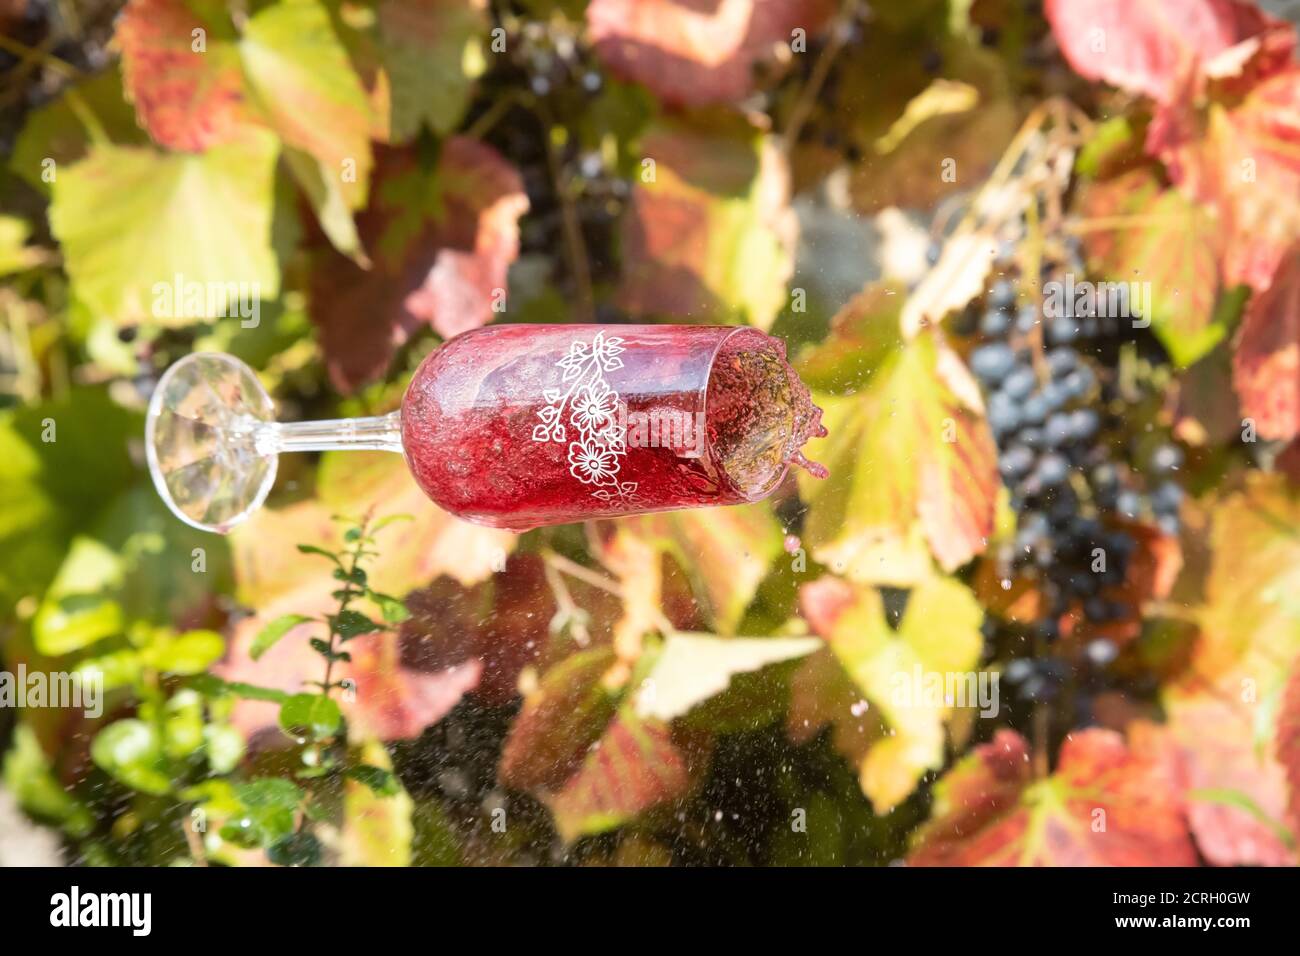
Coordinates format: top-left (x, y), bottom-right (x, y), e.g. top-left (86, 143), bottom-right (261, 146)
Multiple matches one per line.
top-left (782, 0), bottom-right (857, 151)
top-left (541, 548), bottom-right (677, 637)
top-left (0, 34), bottom-right (108, 145)
top-left (538, 101), bottom-right (596, 324)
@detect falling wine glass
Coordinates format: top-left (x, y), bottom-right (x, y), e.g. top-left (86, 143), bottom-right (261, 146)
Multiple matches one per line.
top-left (146, 325), bottom-right (826, 534)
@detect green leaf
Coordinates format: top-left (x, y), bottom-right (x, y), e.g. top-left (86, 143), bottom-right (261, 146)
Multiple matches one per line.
top-left (73, 649), bottom-right (143, 693)
top-left (3, 725), bottom-right (94, 835)
top-left (279, 693), bottom-right (343, 741)
top-left (803, 574), bottom-right (985, 812)
top-left (145, 629), bottom-right (226, 675)
top-left (239, 0), bottom-right (373, 210)
top-left (222, 778), bottom-right (303, 848)
top-left (333, 565), bottom-right (367, 585)
top-left (618, 117), bottom-right (795, 329)
top-left (251, 613), bottom-right (314, 661)
top-left (48, 132), bottom-right (280, 325)
top-left (268, 832), bottom-right (323, 867)
top-left (797, 294), bottom-right (999, 584)
top-left (296, 543), bottom-right (341, 563)
top-left (203, 723), bottom-right (246, 775)
top-left (332, 608), bottom-right (383, 639)
top-left (636, 633), bottom-right (821, 722)
top-left (375, 0), bottom-right (488, 142)
top-left (189, 674), bottom-right (289, 703)
top-left (162, 689), bottom-right (205, 759)
top-left (91, 719), bottom-right (171, 796)
top-left (368, 591), bottom-right (410, 624)
top-left (341, 741), bottom-right (411, 865)
top-left (346, 764), bottom-right (399, 797)
top-left (10, 66), bottom-right (147, 194)
top-left (32, 537), bottom-right (126, 656)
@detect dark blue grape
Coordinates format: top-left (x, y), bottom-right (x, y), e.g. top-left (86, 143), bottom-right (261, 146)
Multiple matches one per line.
top-left (988, 392), bottom-right (1020, 436)
top-left (1020, 394), bottom-right (1049, 425)
top-left (1086, 638), bottom-right (1119, 667)
top-left (1015, 304), bottom-right (1038, 334)
top-left (1062, 365), bottom-right (1094, 398)
top-left (989, 278), bottom-right (1016, 311)
top-left (1045, 412), bottom-right (1073, 448)
top-left (1116, 489), bottom-right (1142, 518)
top-left (1046, 347), bottom-right (1077, 377)
top-left (1035, 452), bottom-right (1070, 487)
top-left (1151, 443), bottom-right (1183, 474)
top-left (971, 342), bottom-right (1016, 384)
top-left (1151, 480), bottom-right (1184, 515)
top-left (999, 444), bottom-right (1035, 482)
top-left (1002, 365), bottom-right (1037, 401)
top-left (1047, 317), bottom-right (1079, 344)
top-left (1040, 380), bottom-right (1069, 411)
top-left (1069, 408), bottom-right (1099, 442)
top-left (1005, 658), bottom-right (1035, 684)
top-left (980, 308), bottom-right (1012, 337)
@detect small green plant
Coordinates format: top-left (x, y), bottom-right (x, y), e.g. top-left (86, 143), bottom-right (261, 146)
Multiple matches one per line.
top-left (204, 512), bottom-right (412, 866)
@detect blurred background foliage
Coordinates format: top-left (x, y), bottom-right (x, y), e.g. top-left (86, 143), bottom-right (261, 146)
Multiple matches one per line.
top-left (2, 0), bottom-right (1300, 866)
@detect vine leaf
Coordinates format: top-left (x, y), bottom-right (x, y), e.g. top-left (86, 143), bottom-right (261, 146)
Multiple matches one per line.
top-left (1079, 167), bottom-right (1224, 367)
top-left (239, 0), bottom-right (375, 210)
top-left (797, 283), bottom-right (999, 583)
top-left (1233, 241), bottom-right (1300, 442)
top-left (635, 633), bottom-right (821, 723)
top-left (309, 140), bottom-right (528, 391)
top-left (373, 0), bottom-right (489, 142)
top-left (545, 705), bottom-right (690, 843)
top-left (586, 0), bottom-right (833, 107)
top-left (1154, 69), bottom-right (1300, 294)
top-left (617, 118), bottom-right (796, 331)
top-left (1132, 473), bottom-right (1300, 864)
top-left (910, 728), bottom-right (1197, 866)
top-left (500, 647), bottom-right (619, 792)
top-left (796, 574), bottom-right (984, 813)
top-left (1044, 0), bottom-right (1292, 104)
top-left (48, 134), bottom-right (280, 325)
top-left (116, 0), bottom-right (254, 151)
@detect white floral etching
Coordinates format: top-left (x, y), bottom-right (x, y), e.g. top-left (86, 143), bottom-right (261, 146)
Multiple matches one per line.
top-left (531, 332), bottom-right (639, 501)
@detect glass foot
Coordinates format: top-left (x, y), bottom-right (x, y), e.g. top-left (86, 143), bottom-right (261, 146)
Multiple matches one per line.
top-left (146, 352), bottom-right (278, 534)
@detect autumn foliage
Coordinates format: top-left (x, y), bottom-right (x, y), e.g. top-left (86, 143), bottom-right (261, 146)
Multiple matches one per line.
top-left (2, 0), bottom-right (1300, 867)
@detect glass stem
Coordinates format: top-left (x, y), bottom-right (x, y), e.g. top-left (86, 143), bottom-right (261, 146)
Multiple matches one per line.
top-left (255, 411), bottom-right (404, 456)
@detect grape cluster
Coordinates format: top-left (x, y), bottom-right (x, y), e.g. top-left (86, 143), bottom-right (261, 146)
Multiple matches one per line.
top-left (949, 240), bottom-right (1186, 704)
top-left (470, 10), bottom-right (628, 293)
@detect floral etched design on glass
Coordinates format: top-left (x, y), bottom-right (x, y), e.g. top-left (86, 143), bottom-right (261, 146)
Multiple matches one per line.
top-left (531, 331), bottom-right (638, 501)
top-left (147, 325), bottom-right (826, 534)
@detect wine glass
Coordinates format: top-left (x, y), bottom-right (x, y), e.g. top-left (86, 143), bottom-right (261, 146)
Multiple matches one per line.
top-left (146, 325), bottom-right (825, 534)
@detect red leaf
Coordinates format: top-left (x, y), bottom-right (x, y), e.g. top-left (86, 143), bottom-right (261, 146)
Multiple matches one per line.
top-left (1133, 699), bottom-right (1295, 866)
top-left (499, 647), bottom-right (618, 791)
top-left (1044, 0), bottom-right (1292, 103)
top-left (116, 0), bottom-right (253, 151)
top-left (1278, 656), bottom-right (1300, 836)
top-left (309, 138), bottom-right (528, 391)
top-left (1233, 241), bottom-right (1300, 441)
top-left (546, 707), bottom-right (690, 842)
top-left (1156, 70), bottom-right (1300, 294)
top-left (587, 0), bottom-right (833, 106)
top-left (911, 728), bottom-right (1197, 866)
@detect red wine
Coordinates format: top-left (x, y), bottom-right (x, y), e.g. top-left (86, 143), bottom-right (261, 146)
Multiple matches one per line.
top-left (400, 325), bottom-right (826, 530)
